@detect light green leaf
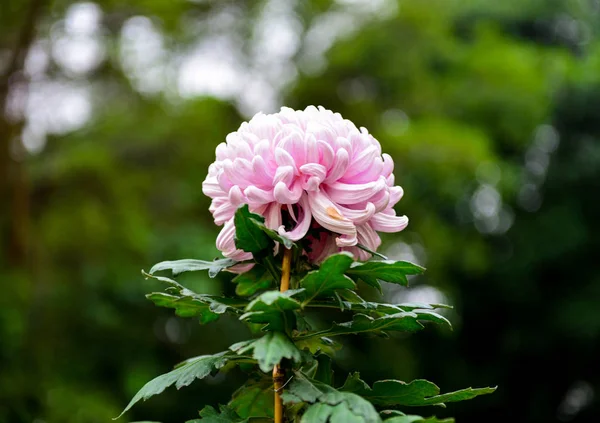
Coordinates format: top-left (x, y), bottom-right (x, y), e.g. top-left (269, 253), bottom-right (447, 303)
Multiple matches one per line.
top-left (234, 205), bottom-right (273, 255)
top-left (299, 253), bottom-right (356, 304)
top-left (230, 332), bottom-right (303, 373)
top-left (229, 378), bottom-right (273, 419)
top-left (118, 352), bottom-right (232, 418)
top-left (149, 258), bottom-right (237, 278)
top-left (282, 371), bottom-right (380, 423)
top-left (240, 290), bottom-right (302, 331)
top-left (340, 373), bottom-right (496, 407)
top-left (232, 265), bottom-right (274, 297)
top-left (346, 260), bottom-right (425, 289)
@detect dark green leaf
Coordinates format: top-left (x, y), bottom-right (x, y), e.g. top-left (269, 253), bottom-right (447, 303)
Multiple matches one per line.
top-left (384, 415), bottom-right (454, 423)
top-left (149, 258), bottom-right (237, 278)
top-left (294, 336), bottom-right (341, 357)
top-left (299, 253), bottom-right (356, 304)
top-left (229, 378), bottom-right (273, 419)
top-left (240, 290), bottom-right (302, 331)
top-left (282, 371), bottom-right (380, 423)
top-left (230, 332), bottom-right (303, 373)
top-left (314, 354), bottom-right (333, 386)
top-left (118, 352), bottom-right (233, 417)
top-left (295, 313), bottom-right (424, 340)
top-left (232, 265), bottom-right (275, 297)
top-left (340, 373), bottom-right (496, 407)
top-left (147, 292), bottom-right (220, 324)
top-left (252, 219), bottom-right (295, 249)
top-left (234, 205), bottom-right (273, 254)
top-left (144, 271), bottom-right (247, 323)
top-left (346, 260), bottom-right (425, 289)
top-left (309, 299), bottom-right (451, 314)
top-left (189, 405), bottom-right (249, 422)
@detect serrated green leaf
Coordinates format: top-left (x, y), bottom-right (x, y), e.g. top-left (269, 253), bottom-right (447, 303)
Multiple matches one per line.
top-left (252, 218), bottom-right (295, 249)
top-left (294, 336), bottom-right (341, 356)
top-left (346, 260), bottom-right (425, 288)
top-left (309, 299), bottom-right (451, 315)
top-left (232, 265), bottom-right (274, 297)
top-left (147, 293), bottom-right (220, 324)
top-left (234, 205), bottom-right (273, 254)
top-left (229, 378), bottom-right (273, 419)
top-left (230, 332), bottom-right (303, 373)
top-left (118, 352), bottom-right (232, 418)
top-left (147, 292), bottom-right (246, 323)
top-left (384, 416), bottom-right (454, 423)
top-left (143, 272), bottom-right (247, 324)
top-left (295, 312), bottom-right (424, 340)
top-left (299, 253), bottom-right (356, 304)
top-left (305, 298), bottom-right (452, 330)
top-left (189, 405), bottom-right (249, 422)
top-left (240, 290), bottom-right (302, 331)
top-left (282, 371), bottom-right (380, 423)
top-left (340, 374), bottom-right (496, 407)
top-left (149, 258), bottom-right (237, 278)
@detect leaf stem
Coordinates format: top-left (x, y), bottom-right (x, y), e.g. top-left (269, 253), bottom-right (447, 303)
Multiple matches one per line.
top-left (273, 247), bottom-right (292, 423)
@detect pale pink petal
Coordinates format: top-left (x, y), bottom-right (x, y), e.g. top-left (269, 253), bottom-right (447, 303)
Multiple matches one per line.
top-left (244, 186), bottom-right (274, 204)
top-left (356, 223), bottom-right (382, 252)
top-left (336, 202), bottom-right (377, 225)
top-left (325, 148), bottom-right (349, 182)
top-left (274, 181), bottom-right (303, 204)
top-left (370, 211), bottom-right (409, 233)
top-left (325, 176), bottom-right (387, 205)
top-left (307, 191), bottom-right (357, 242)
top-left (278, 195), bottom-right (312, 241)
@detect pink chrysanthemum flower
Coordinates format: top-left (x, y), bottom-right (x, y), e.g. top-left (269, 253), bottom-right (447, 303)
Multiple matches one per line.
top-left (202, 106), bottom-right (408, 264)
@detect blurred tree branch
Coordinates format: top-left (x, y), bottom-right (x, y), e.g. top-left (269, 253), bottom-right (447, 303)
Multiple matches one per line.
top-left (0, 0), bottom-right (46, 265)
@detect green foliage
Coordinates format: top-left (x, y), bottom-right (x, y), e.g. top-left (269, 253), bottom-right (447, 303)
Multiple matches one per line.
top-left (282, 371), bottom-right (381, 423)
top-left (120, 206), bottom-right (494, 421)
top-left (240, 290), bottom-right (303, 332)
top-left (383, 414), bottom-right (454, 423)
top-left (144, 271), bottom-right (247, 324)
top-left (118, 352), bottom-right (241, 418)
top-left (229, 332), bottom-right (303, 373)
top-left (234, 205), bottom-right (274, 256)
top-left (187, 405), bottom-right (248, 423)
top-left (299, 253), bottom-right (356, 303)
top-left (341, 373), bottom-right (496, 407)
top-left (229, 378), bottom-right (274, 419)
top-left (232, 266), bottom-right (275, 297)
top-left (150, 259), bottom-right (238, 278)
top-left (346, 260), bottom-right (425, 292)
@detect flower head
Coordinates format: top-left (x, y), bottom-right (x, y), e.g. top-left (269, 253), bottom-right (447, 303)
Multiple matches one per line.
top-left (202, 106), bottom-right (408, 264)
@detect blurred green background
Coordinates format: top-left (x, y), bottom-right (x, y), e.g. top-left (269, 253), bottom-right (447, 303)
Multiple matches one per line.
top-left (1, 0), bottom-right (599, 422)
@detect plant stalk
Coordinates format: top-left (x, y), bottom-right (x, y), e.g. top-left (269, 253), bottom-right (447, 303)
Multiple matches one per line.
top-left (273, 247), bottom-right (292, 423)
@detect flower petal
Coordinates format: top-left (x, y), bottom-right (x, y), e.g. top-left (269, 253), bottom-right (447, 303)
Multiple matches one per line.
top-left (274, 181), bottom-right (303, 204)
top-left (370, 211), bottom-right (409, 233)
top-left (278, 195), bottom-right (312, 241)
top-left (308, 191), bottom-right (357, 243)
top-left (325, 176), bottom-right (387, 204)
